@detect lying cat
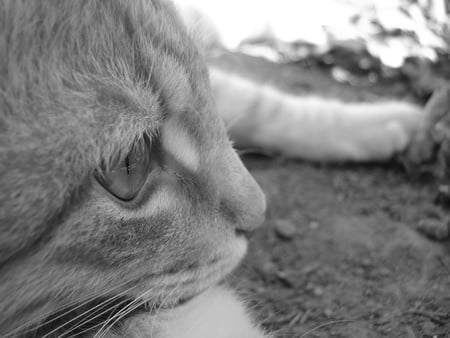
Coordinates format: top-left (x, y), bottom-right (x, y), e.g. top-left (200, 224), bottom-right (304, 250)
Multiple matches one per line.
top-left (209, 67), bottom-right (425, 161)
top-left (0, 0), bottom-right (268, 337)
top-left (179, 1), bottom-right (433, 163)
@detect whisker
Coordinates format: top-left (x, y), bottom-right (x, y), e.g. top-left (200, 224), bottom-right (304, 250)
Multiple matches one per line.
top-left (56, 296), bottom-right (135, 338)
top-left (149, 282), bottom-right (173, 337)
top-left (90, 293), bottom-right (131, 338)
top-left (100, 282), bottom-right (173, 338)
top-left (39, 284), bottom-right (138, 338)
top-left (2, 279), bottom-right (133, 338)
top-left (141, 283), bottom-right (174, 337)
top-left (96, 281), bottom-right (180, 338)
top-left (149, 281), bottom-right (184, 338)
top-left (152, 282), bottom-right (180, 317)
top-left (94, 286), bottom-right (161, 338)
top-left (95, 298), bottom-right (145, 338)
top-left (93, 294), bottom-right (145, 337)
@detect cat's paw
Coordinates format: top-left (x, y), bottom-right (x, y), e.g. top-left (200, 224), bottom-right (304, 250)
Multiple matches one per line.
top-left (400, 85), bottom-right (450, 176)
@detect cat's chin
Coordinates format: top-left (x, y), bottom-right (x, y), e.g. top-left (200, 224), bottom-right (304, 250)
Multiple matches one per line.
top-left (139, 233), bottom-right (249, 312)
top-left (132, 237), bottom-right (250, 332)
top-left (29, 236), bottom-right (249, 337)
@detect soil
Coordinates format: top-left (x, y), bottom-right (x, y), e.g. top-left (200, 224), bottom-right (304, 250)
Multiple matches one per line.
top-left (212, 53), bottom-right (450, 338)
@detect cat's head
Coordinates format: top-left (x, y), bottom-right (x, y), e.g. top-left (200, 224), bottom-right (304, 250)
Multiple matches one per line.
top-left (0, 0), bottom-right (266, 336)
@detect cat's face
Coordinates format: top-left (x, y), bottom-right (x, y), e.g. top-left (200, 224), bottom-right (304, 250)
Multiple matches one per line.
top-left (0, 0), bottom-right (266, 336)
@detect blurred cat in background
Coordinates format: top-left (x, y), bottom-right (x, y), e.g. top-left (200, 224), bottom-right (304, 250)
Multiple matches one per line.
top-left (178, 0), bottom-right (447, 164)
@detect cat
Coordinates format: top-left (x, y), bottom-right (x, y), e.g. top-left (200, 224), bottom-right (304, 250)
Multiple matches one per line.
top-left (178, 1), bottom-right (435, 163)
top-left (0, 1), bottom-right (269, 337)
top-left (208, 67), bottom-right (426, 161)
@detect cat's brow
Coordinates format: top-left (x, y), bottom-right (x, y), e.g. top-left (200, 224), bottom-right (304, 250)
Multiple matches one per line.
top-left (161, 117), bottom-right (199, 172)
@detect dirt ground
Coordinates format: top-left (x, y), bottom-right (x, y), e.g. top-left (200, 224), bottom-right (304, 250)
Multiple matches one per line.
top-left (213, 53), bottom-right (450, 338)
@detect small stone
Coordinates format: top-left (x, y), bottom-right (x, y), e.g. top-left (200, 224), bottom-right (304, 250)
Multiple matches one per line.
top-left (309, 221), bottom-right (319, 230)
top-left (361, 258), bottom-right (372, 267)
top-left (363, 288), bottom-right (373, 296)
top-left (355, 268), bottom-right (365, 276)
top-left (261, 261), bottom-right (277, 274)
top-left (422, 321), bottom-right (436, 336)
top-left (313, 286), bottom-right (324, 296)
top-left (324, 308), bottom-right (333, 317)
top-left (416, 218), bottom-right (449, 240)
top-left (336, 193), bottom-right (346, 201)
top-left (274, 219), bottom-right (297, 239)
top-left (378, 267), bottom-right (390, 277)
top-left (275, 271), bottom-right (294, 288)
top-left (438, 184), bottom-right (450, 195)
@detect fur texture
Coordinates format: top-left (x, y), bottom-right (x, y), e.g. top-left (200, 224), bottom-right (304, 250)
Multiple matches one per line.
top-left (119, 287), bottom-right (268, 338)
top-left (178, 2), bottom-right (428, 162)
top-left (209, 68), bottom-right (425, 161)
top-left (0, 1), bottom-right (266, 336)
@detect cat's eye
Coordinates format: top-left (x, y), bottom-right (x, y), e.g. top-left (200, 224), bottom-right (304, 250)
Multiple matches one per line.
top-left (96, 136), bottom-right (152, 201)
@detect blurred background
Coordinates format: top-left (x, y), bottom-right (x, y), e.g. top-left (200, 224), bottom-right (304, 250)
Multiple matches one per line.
top-left (177, 1), bottom-right (450, 337)
top-left (180, 0), bottom-right (449, 102)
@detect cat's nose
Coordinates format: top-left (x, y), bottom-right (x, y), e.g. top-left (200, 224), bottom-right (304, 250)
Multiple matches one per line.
top-left (235, 173), bottom-right (266, 234)
top-left (218, 151), bottom-right (266, 234)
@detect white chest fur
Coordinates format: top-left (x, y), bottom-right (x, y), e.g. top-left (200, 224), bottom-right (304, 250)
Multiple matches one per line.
top-left (121, 287), bottom-right (269, 338)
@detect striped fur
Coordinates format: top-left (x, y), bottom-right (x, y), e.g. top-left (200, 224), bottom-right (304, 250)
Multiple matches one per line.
top-left (0, 1), bottom-right (266, 336)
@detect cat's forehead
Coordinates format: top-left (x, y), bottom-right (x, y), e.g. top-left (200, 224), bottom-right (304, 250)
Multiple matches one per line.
top-left (1, 0), bottom-right (210, 154)
top-left (0, 0), bottom-right (221, 260)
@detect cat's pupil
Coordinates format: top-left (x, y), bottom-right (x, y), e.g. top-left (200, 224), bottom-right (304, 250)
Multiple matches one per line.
top-left (95, 137), bottom-right (151, 201)
top-left (125, 156), bottom-right (130, 175)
